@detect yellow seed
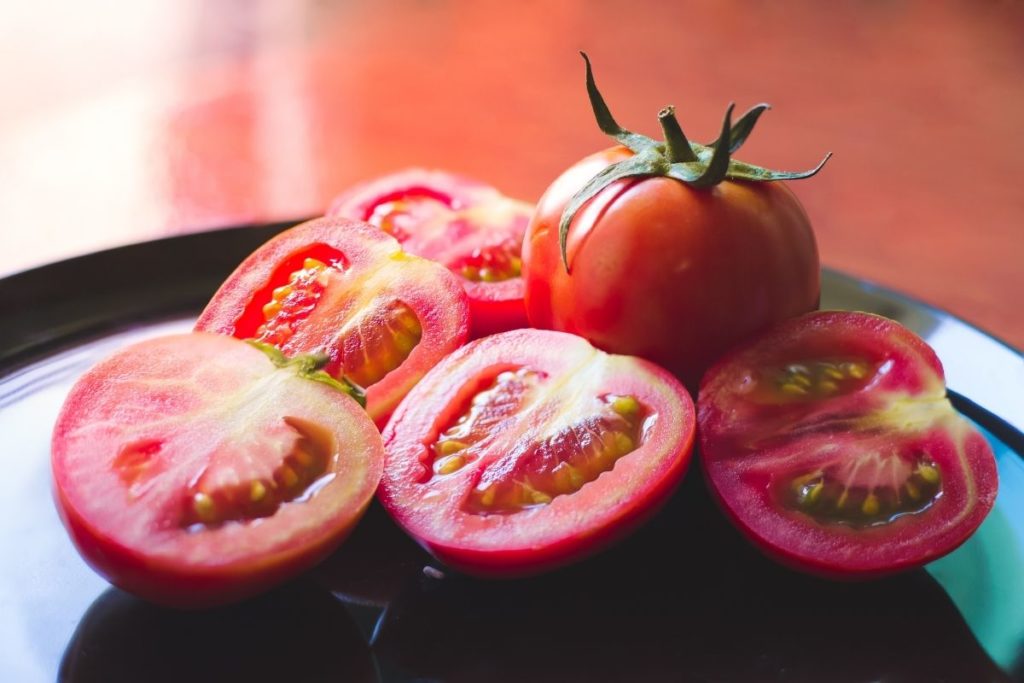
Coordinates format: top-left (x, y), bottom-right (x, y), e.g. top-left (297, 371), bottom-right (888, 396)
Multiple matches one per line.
top-left (530, 489), bottom-right (552, 505)
top-left (272, 284), bottom-right (293, 300)
top-left (836, 489), bottom-right (849, 509)
top-left (479, 485), bottom-right (496, 506)
top-left (461, 266), bottom-right (479, 280)
top-left (509, 257), bottom-right (523, 276)
top-left (799, 481), bottom-right (823, 506)
top-left (917, 463), bottom-right (940, 485)
top-left (293, 448), bottom-right (316, 468)
top-left (262, 301), bottom-right (282, 319)
top-left (479, 268), bottom-right (498, 283)
top-left (250, 480), bottom-right (267, 502)
top-left (781, 383), bottom-right (808, 396)
top-left (823, 367), bottom-right (844, 380)
top-left (612, 432), bottom-right (635, 456)
top-left (437, 439), bottom-right (467, 456)
top-left (279, 466), bottom-right (300, 489)
top-left (791, 373), bottom-right (812, 387)
top-left (905, 481), bottom-right (921, 500)
top-left (193, 492), bottom-right (216, 523)
top-left (862, 493), bottom-right (880, 516)
top-left (610, 395), bottom-right (640, 417)
top-left (303, 258), bottom-right (326, 270)
top-left (818, 380), bottom-right (838, 393)
top-left (845, 362), bottom-right (867, 379)
top-left (436, 455), bottom-right (465, 475)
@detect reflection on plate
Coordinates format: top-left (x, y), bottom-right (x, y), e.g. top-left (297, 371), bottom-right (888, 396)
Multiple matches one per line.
top-left (0, 224), bottom-right (1021, 682)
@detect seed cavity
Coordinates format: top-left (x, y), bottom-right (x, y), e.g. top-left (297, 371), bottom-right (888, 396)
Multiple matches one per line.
top-left (336, 300), bottom-right (423, 388)
top-left (463, 393), bottom-right (648, 515)
top-left (771, 358), bottom-right (874, 401)
top-left (254, 257), bottom-right (343, 348)
top-left (114, 439), bottom-right (164, 495)
top-left (429, 368), bottom-right (542, 478)
top-left (368, 196), bottom-right (451, 242)
top-left (455, 241), bottom-right (523, 283)
top-left (181, 418), bottom-right (335, 529)
top-left (784, 452), bottom-right (942, 528)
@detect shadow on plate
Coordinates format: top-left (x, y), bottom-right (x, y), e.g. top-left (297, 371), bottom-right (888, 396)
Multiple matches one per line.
top-left (372, 473), bottom-right (1012, 683)
top-left (59, 579), bottom-right (378, 683)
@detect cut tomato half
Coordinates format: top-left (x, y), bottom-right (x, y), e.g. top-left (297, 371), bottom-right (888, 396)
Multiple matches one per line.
top-left (379, 329), bottom-right (695, 576)
top-left (328, 169), bottom-right (532, 337)
top-left (195, 216), bottom-right (470, 425)
top-left (51, 333), bottom-right (384, 607)
top-left (698, 311), bottom-right (999, 578)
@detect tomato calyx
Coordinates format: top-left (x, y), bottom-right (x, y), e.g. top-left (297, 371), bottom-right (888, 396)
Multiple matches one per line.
top-left (248, 340), bottom-right (366, 408)
top-left (558, 52), bottom-right (832, 269)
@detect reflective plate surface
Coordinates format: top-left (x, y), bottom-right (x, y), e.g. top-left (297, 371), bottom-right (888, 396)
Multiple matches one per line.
top-left (1, 224), bottom-right (1021, 682)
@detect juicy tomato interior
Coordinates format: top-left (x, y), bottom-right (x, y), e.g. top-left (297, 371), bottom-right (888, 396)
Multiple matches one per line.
top-left (328, 169), bottom-right (532, 336)
top-left (195, 218), bottom-right (470, 425)
top-left (379, 329), bottom-right (695, 576)
top-left (52, 333), bottom-right (384, 607)
top-left (698, 311), bottom-right (999, 578)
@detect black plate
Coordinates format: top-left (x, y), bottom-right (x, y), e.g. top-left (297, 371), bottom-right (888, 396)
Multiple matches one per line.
top-left (2, 223), bottom-right (1022, 682)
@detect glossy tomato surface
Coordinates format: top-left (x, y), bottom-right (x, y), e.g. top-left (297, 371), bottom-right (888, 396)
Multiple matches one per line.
top-left (195, 216), bottom-right (470, 426)
top-left (379, 328), bottom-right (695, 576)
top-left (524, 146), bottom-right (819, 390)
top-left (699, 311), bottom-right (999, 578)
top-left (329, 169), bottom-right (533, 337)
top-left (51, 333), bottom-right (384, 607)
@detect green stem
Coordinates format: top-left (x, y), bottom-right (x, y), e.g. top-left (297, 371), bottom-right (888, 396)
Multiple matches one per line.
top-left (658, 106), bottom-right (698, 163)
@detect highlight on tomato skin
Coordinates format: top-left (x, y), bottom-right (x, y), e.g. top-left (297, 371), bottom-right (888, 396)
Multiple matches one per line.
top-left (378, 328), bottom-right (696, 577)
top-left (698, 311), bottom-right (999, 579)
top-left (195, 216), bottom-right (471, 427)
top-left (327, 168), bottom-right (533, 338)
top-left (50, 333), bottom-right (385, 608)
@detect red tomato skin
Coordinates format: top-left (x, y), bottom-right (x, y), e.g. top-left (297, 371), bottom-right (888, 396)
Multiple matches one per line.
top-left (698, 311), bottom-right (999, 579)
top-left (195, 217), bottom-right (471, 426)
top-left (328, 169), bottom-right (531, 339)
top-left (524, 146), bottom-right (820, 390)
top-left (379, 329), bottom-right (696, 577)
top-left (51, 333), bottom-right (385, 608)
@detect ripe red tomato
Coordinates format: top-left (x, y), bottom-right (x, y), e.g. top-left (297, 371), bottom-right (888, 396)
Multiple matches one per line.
top-left (328, 169), bottom-right (533, 337)
top-left (524, 55), bottom-right (827, 389)
top-left (525, 146), bottom-right (819, 391)
top-left (378, 328), bottom-right (695, 576)
top-left (698, 311), bottom-right (999, 578)
top-left (51, 333), bottom-right (384, 607)
top-left (195, 216), bottom-right (470, 426)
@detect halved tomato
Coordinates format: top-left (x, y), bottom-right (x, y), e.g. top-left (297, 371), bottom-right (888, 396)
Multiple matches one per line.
top-left (328, 169), bottom-right (533, 337)
top-left (51, 333), bottom-right (384, 607)
top-left (195, 216), bottom-right (470, 426)
top-left (698, 311), bottom-right (999, 578)
top-left (379, 328), bottom-right (695, 576)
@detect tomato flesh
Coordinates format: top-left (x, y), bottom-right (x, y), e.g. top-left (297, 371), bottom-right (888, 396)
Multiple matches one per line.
top-left (328, 169), bottom-right (532, 337)
top-left (196, 217), bottom-right (469, 426)
top-left (51, 333), bottom-right (384, 607)
top-left (699, 311), bottom-right (999, 577)
top-left (379, 329), bottom-right (695, 576)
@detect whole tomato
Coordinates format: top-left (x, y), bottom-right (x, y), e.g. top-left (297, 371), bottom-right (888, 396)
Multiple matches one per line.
top-left (523, 54), bottom-right (829, 390)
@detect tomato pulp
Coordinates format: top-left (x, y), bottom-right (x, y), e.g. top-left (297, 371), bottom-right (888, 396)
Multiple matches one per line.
top-left (698, 311), bottom-right (998, 578)
top-left (524, 146), bottom-right (820, 390)
top-left (196, 216), bottom-right (470, 426)
top-left (51, 333), bottom-right (384, 607)
top-left (379, 329), bottom-right (696, 576)
top-left (329, 169), bottom-right (533, 337)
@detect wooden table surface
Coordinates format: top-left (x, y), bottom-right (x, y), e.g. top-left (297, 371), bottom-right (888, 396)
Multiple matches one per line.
top-left (2, 0), bottom-right (1022, 349)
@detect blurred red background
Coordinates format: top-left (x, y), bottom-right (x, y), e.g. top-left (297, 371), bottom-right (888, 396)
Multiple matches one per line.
top-left (1, 0), bottom-right (1022, 347)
